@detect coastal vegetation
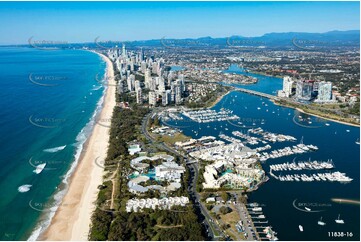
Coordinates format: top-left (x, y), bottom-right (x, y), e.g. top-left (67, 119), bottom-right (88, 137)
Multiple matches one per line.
top-left (89, 92), bottom-right (205, 240)
top-left (106, 208), bottom-right (203, 241)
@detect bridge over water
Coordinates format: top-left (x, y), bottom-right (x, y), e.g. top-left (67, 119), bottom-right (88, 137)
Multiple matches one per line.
top-left (234, 87), bottom-right (280, 101)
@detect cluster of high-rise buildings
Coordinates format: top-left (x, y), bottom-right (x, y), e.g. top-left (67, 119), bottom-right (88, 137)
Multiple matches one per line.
top-left (108, 44), bottom-right (186, 106)
top-left (278, 76), bottom-right (335, 102)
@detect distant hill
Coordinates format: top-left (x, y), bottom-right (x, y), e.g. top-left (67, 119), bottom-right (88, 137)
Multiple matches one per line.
top-left (9, 30), bottom-right (360, 49)
top-left (119, 30), bottom-right (360, 49)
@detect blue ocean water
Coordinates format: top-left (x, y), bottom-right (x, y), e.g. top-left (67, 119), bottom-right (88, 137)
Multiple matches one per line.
top-left (165, 68), bottom-right (360, 240)
top-left (0, 47), bottom-right (106, 240)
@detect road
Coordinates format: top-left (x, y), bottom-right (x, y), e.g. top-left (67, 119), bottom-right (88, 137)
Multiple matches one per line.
top-left (188, 162), bottom-right (225, 239)
top-left (141, 109), bottom-right (226, 240)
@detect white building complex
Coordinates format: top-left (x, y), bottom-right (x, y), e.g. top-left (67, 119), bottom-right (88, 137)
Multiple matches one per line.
top-left (190, 143), bottom-right (265, 190)
top-left (126, 196), bottom-right (189, 212)
top-left (155, 161), bottom-right (185, 182)
top-left (128, 154), bottom-right (185, 194)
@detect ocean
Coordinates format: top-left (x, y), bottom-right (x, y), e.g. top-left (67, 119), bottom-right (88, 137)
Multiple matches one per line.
top-left (0, 47), bottom-right (106, 240)
top-left (165, 65), bottom-right (360, 240)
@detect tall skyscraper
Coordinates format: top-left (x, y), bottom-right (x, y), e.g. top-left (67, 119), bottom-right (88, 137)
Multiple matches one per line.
top-left (149, 77), bottom-right (157, 91)
top-left (296, 80), bottom-right (313, 101)
top-left (282, 76), bottom-right (294, 97)
top-left (139, 47), bottom-right (144, 61)
top-left (152, 62), bottom-right (158, 74)
top-left (135, 80), bottom-right (141, 90)
top-left (162, 91), bottom-right (169, 106)
top-left (175, 85), bottom-right (182, 104)
top-left (127, 74), bottom-right (135, 92)
top-left (136, 88), bottom-right (142, 104)
top-left (144, 69), bottom-right (151, 89)
top-left (317, 81), bottom-right (333, 102)
top-left (140, 61), bottom-right (147, 73)
top-left (178, 74), bottom-right (186, 92)
top-left (148, 91), bottom-right (157, 106)
top-left (158, 77), bottom-right (165, 92)
top-left (122, 43), bottom-right (126, 58)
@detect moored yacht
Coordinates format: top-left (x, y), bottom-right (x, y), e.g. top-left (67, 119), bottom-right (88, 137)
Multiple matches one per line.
top-left (299, 225), bottom-right (303, 232)
top-left (335, 214), bottom-right (344, 224)
top-left (318, 217), bottom-right (326, 226)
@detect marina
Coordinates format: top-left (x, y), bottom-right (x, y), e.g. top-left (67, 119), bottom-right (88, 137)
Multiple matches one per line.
top-left (182, 108), bottom-right (239, 123)
top-left (163, 80), bottom-right (360, 241)
top-left (269, 169), bottom-right (353, 183)
top-left (248, 127), bottom-right (297, 143)
top-left (269, 159), bottom-right (334, 171)
top-left (257, 144), bottom-right (318, 161)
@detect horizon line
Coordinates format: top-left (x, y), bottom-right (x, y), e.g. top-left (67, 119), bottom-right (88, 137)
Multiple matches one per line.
top-left (0, 29), bottom-right (360, 46)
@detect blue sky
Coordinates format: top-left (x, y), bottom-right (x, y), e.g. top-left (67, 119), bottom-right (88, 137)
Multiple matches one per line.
top-left (0, 1), bottom-right (359, 44)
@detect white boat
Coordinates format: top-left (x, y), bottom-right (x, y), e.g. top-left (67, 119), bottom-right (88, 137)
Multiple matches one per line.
top-left (33, 163), bottom-right (46, 174)
top-left (346, 130), bottom-right (350, 132)
top-left (299, 225), bottom-right (303, 232)
top-left (335, 214), bottom-right (344, 224)
top-left (318, 217), bottom-right (326, 226)
top-left (356, 139), bottom-right (360, 145)
top-left (325, 123), bottom-right (330, 126)
top-left (305, 207), bottom-right (311, 211)
top-left (252, 207), bottom-right (262, 212)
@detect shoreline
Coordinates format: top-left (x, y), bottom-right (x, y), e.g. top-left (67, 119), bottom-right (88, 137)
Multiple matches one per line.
top-left (272, 99), bottom-right (360, 127)
top-left (294, 107), bottom-right (360, 128)
top-left (214, 88), bottom-right (359, 127)
top-left (39, 51), bottom-right (116, 240)
top-left (209, 90), bottom-right (232, 108)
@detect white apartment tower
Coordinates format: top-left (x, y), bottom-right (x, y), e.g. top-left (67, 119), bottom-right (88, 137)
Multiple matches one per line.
top-left (317, 81), bottom-right (333, 102)
top-left (282, 76), bottom-right (294, 97)
top-left (148, 91), bottom-right (157, 106)
top-left (127, 74), bottom-right (135, 92)
top-left (136, 88), bottom-right (143, 104)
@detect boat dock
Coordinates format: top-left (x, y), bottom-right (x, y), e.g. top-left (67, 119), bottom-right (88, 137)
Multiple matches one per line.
top-left (270, 168), bottom-right (352, 183)
top-left (269, 159), bottom-right (334, 171)
top-left (245, 204), bottom-right (279, 241)
top-left (182, 108), bottom-right (239, 123)
top-left (219, 134), bottom-right (244, 145)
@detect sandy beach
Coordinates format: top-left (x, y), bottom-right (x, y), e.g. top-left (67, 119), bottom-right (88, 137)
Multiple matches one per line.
top-left (39, 52), bottom-right (116, 240)
top-left (209, 90), bottom-right (232, 108)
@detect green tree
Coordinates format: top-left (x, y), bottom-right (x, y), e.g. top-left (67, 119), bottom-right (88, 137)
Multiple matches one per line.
top-left (219, 206), bottom-right (232, 215)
